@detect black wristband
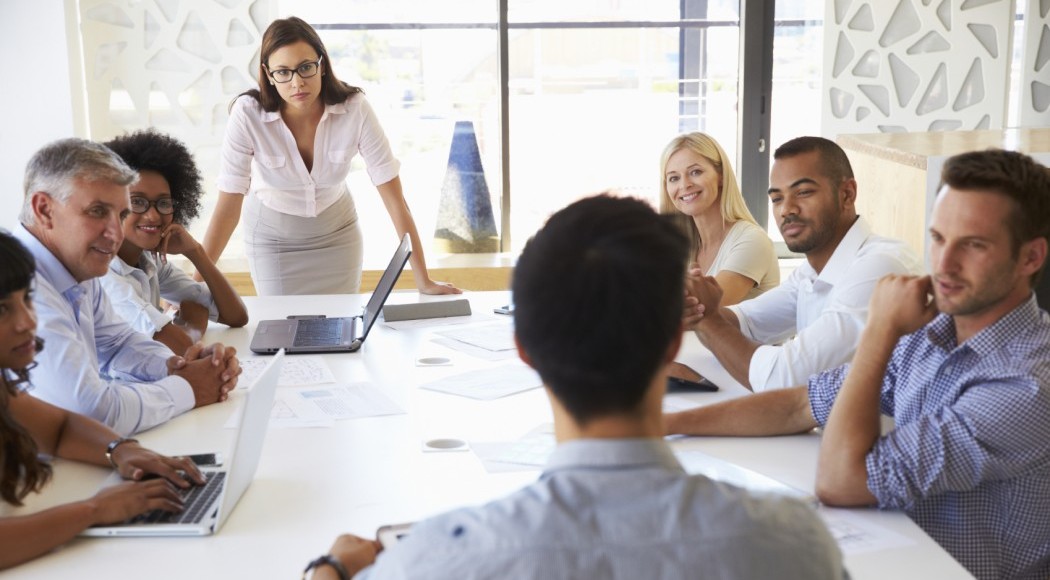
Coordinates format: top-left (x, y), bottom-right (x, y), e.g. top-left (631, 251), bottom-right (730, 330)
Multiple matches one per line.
top-left (302, 554), bottom-right (350, 580)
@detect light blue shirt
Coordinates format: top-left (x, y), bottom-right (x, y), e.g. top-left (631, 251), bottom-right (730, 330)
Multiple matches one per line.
top-left (101, 253), bottom-right (218, 336)
top-left (14, 225), bottom-right (194, 436)
top-left (809, 295), bottom-right (1050, 580)
top-left (357, 438), bottom-right (846, 580)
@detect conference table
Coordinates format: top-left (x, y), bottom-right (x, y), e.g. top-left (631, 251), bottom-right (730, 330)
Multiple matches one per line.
top-left (5, 291), bottom-right (972, 579)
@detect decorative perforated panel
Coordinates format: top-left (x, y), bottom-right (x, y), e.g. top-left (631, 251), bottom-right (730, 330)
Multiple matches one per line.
top-left (1020, 0), bottom-right (1050, 126)
top-left (76, 0), bottom-right (273, 144)
top-left (823, 0), bottom-right (1015, 136)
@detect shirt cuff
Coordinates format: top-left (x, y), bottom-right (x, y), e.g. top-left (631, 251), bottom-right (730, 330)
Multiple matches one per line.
top-left (145, 305), bottom-right (174, 335)
top-left (747, 344), bottom-right (778, 391)
top-left (156, 375), bottom-right (196, 415)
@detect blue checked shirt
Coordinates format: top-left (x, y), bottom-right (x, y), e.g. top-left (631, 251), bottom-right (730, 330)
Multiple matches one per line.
top-left (356, 439), bottom-right (846, 580)
top-left (809, 295), bottom-right (1050, 580)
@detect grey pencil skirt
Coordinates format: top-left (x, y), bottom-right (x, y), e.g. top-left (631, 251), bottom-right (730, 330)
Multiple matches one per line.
top-left (244, 193), bottom-right (364, 296)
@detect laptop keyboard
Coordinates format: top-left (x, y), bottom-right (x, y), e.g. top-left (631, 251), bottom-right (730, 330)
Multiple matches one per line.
top-left (129, 471), bottom-right (227, 525)
top-left (293, 318), bottom-right (345, 347)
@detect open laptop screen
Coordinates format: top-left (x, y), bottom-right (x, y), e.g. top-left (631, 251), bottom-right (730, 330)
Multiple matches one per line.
top-left (361, 233), bottom-right (412, 337)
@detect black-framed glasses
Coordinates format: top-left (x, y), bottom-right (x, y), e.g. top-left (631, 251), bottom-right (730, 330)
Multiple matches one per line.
top-left (130, 196), bottom-right (175, 215)
top-left (267, 56), bottom-right (323, 84)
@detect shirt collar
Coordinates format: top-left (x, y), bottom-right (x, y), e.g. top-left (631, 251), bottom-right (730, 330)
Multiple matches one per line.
top-left (925, 293), bottom-right (1041, 355)
top-left (814, 215), bottom-right (873, 288)
top-left (540, 438), bottom-right (684, 480)
top-left (261, 100), bottom-right (348, 123)
top-left (110, 252), bottom-right (158, 277)
top-left (13, 223), bottom-right (80, 296)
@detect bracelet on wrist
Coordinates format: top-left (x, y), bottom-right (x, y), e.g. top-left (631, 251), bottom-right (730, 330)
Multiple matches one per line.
top-left (105, 437), bottom-right (139, 470)
top-left (302, 554), bottom-right (349, 580)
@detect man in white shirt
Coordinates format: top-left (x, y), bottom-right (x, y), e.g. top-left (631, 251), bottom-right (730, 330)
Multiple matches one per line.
top-left (677, 136), bottom-right (921, 391)
top-left (15, 138), bottom-right (241, 436)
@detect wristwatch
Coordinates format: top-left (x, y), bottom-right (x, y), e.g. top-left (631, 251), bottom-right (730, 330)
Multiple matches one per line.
top-left (105, 437), bottom-right (139, 469)
top-left (302, 554), bottom-right (349, 580)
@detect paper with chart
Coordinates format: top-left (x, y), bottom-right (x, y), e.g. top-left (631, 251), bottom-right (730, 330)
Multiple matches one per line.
top-left (432, 323), bottom-right (518, 361)
top-left (419, 364), bottom-right (541, 400)
top-left (238, 356), bottom-right (336, 388)
top-left (225, 388), bottom-right (333, 430)
top-left (818, 509), bottom-right (915, 554)
top-left (472, 423), bottom-right (555, 473)
top-left (295, 383), bottom-right (405, 420)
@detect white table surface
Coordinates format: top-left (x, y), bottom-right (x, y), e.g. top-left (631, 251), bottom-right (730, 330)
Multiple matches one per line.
top-left (4, 291), bottom-right (972, 579)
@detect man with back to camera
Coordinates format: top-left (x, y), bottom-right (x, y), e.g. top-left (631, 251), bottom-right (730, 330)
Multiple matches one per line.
top-left (302, 195), bottom-right (846, 579)
top-left (674, 136), bottom-right (922, 391)
top-left (14, 137), bottom-right (241, 436)
top-left (667, 149), bottom-right (1050, 579)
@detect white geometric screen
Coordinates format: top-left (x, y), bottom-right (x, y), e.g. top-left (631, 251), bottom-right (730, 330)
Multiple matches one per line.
top-left (75, 0), bottom-right (273, 144)
top-left (1020, 0), bottom-right (1050, 126)
top-left (823, 0), bottom-right (1016, 136)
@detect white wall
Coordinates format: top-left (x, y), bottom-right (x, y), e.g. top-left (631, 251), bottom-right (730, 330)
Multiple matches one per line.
top-left (0, 0), bottom-right (76, 231)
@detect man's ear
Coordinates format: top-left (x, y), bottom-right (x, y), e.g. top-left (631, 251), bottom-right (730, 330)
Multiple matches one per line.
top-left (840, 177), bottom-right (858, 208)
top-left (29, 191), bottom-right (56, 229)
top-left (1020, 237), bottom-right (1048, 280)
top-left (514, 334), bottom-right (535, 369)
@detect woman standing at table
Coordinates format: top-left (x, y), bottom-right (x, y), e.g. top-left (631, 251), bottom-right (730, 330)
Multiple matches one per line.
top-left (0, 232), bottom-right (203, 570)
top-left (199, 16), bottom-right (461, 296)
top-left (660, 132), bottom-right (779, 305)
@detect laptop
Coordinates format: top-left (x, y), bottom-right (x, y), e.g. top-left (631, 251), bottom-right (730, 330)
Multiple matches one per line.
top-left (82, 350), bottom-right (285, 537)
top-left (249, 234), bottom-right (412, 354)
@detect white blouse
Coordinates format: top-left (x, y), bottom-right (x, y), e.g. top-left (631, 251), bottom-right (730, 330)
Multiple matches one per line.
top-left (217, 94), bottom-right (401, 218)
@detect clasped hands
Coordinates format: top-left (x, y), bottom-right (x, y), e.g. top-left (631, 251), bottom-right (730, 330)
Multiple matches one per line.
top-left (167, 342), bottom-right (242, 407)
top-left (682, 263), bottom-right (724, 331)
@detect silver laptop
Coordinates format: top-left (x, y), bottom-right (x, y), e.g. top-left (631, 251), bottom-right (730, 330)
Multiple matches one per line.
top-left (82, 350), bottom-right (285, 537)
top-left (249, 234), bottom-right (412, 354)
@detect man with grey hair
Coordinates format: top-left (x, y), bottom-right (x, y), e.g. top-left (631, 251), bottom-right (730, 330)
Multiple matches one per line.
top-left (13, 137), bottom-right (241, 435)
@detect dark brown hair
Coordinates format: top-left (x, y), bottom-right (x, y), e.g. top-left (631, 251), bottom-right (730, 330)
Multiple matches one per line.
top-left (0, 231), bottom-right (51, 506)
top-left (941, 149), bottom-right (1050, 282)
top-left (236, 16), bottom-right (362, 112)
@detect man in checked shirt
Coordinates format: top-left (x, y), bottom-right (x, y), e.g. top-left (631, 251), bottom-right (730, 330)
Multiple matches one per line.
top-left (666, 148), bottom-right (1050, 580)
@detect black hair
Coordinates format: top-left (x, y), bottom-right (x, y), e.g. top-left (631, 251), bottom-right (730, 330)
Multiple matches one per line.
top-left (774, 136), bottom-right (855, 187)
top-left (512, 195), bottom-right (689, 425)
top-left (103, 129), bottom-right (203, 225)
top-left (0, 231), bottom-right (51, 506)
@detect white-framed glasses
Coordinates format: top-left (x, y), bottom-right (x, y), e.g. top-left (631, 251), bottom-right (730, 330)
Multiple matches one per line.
top-left (267, 55), bottom-right (323, 84)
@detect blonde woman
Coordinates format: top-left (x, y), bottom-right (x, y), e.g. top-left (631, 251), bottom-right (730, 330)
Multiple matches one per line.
top-left (660, 132), bottom-right (778, 305)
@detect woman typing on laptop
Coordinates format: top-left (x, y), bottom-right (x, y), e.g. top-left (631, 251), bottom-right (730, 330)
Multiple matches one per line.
top-left (0, 232), bottom-right (204, 570)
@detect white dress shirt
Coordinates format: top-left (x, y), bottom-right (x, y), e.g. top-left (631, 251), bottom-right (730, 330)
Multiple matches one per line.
top-left (101, 253), bottom-right (219, 336)
top-left (14, 225), bottom-right (194, 436)
top-left (217, 94), bottom-right (401, 217)
top-left (728, 216), bottom-right (922, 391)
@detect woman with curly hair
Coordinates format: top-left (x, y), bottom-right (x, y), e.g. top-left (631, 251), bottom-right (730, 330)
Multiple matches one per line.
top-left (0, 231), bottom-right (203, 569)
top-left (101, 129), bottom-right (248, 353)
top-left (199, 16), bottom-right (461, 296)
top-left (660, 132), bottom-right (779, 305)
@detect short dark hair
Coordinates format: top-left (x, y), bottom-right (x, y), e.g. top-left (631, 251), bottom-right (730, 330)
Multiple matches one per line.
top-left (512, 195), bottom-right (689, 425)
top-left (104, 129), bottom-right (203, 225)
top-left (940, 149), bottom-right (1050, 279)
top-left (774, 136), bottom-right (855, 187)
top-left (237, 16), bottom-right (362, 113)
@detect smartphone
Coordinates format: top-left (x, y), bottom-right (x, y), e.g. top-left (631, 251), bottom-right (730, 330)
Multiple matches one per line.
top-left (187, 452), bottom-right (224, 467)
top-left (493, 304), bottom-right (514, 315)
top-left (666, 376), bottom-right (719, 393)
top-left (377, 523), bottom-right (414, 548)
